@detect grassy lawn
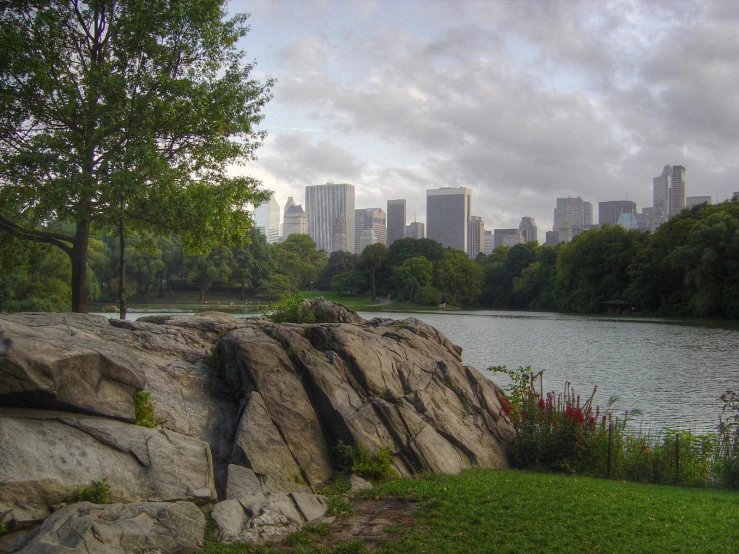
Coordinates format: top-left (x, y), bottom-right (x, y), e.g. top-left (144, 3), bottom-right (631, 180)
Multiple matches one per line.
top-left (203, 468), bottom-right (739, 553)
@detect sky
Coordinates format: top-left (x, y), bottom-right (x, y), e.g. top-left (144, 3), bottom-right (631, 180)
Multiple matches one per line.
top-left (229, 0), bottom-right (739, 242)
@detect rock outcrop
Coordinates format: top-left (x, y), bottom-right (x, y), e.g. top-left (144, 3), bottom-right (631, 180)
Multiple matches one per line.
top-left (0, 299), bottom-right (511, 552)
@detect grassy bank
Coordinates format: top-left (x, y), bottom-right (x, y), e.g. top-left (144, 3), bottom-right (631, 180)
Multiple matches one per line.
top-left (204, 468), bottom-right (739, 553)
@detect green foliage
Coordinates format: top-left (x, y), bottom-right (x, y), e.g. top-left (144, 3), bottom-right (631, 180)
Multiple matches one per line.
top-left (70, 478), bottom-right (112, 504)
top-left (0, 522), bottom-right (6, 535)
top-left (133, 390), bottom-right (166, 428)
top-left (330, 270), bottom-right (367, 294)
top-left (717, 389), bottom-right (739, 488)
top-left (326, 495), bottom-right (353, 517)
top-left (392, 256), bottom-right (433, 302)
top-left (317, 251), bottom-right (359, 290)
top-left (267, 292), bottom-right (318, 324)
top-left (492, 366), bottom-right (729, 487)
top-left (334, 440), bottom-right (395, 481)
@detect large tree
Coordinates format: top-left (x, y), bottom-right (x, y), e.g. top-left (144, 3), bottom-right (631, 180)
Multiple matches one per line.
top-left (0, 0), bottom-right (272, 312)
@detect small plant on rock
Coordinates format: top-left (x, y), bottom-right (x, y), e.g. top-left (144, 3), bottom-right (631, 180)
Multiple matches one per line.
top-left (267, 292), bottom-right (316, 324)
top-left (133, 390), bottom-right (166, 428)
top-left (70, 478), bottom-right (112, 504)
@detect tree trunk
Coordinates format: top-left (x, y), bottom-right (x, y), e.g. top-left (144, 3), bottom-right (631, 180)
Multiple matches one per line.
top-left (70, 219), bottom-right (91, 313)
top-left (119, 204), bottom-right (127, 320)
top-left (371, 268), bottom-right (377, 299)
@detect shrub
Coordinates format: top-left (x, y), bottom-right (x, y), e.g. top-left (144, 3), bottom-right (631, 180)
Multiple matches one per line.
top-left (718, 390), bottom-right (739, 488)
top-left (70, 478), bottom-right (112, 504)
top-left (267, 292), bottom-right (316, 324)
top-left (334, 440), bottom-right (395, 481)
top-left (132, 390), bottom-right (165, 428)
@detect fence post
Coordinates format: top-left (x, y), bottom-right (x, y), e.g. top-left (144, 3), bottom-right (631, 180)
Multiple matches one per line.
top-left (607, 422), bottom-right (612, 479)
top-left (675, 433), bottom-right (680, 486)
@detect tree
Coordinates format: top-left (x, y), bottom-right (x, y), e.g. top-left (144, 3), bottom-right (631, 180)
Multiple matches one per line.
top-left (0, 0), bottom-right (272, 312)
top-left (359, 242), bottom-right (389, 299)
top-left (434, 248), bottom-right (483, 305)
top-left (316, 251), bottom-right (358, 290)
top-left (393, 256), bottom-right (433, 302)
top-left (330, 270), bottom-right (367, 294)
top-left (388, 238), bottom-right (444, 268)
top-left (272, 234), bottom-right (327, 290)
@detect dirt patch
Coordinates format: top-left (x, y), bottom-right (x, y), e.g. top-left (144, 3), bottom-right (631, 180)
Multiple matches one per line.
top-left (328, 497), bottom-right (417, 550)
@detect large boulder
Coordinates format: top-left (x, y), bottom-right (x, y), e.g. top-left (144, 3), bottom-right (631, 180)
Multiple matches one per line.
top-left (0, 408), bottom-right (217, 527)
top-left (6, 501), bottom-right (205, 554)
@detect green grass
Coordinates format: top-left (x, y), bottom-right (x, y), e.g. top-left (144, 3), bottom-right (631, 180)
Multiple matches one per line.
top-left (203, 469), bottom-right (739, 554)
top-left (374, 469), bottom-right (739, 554)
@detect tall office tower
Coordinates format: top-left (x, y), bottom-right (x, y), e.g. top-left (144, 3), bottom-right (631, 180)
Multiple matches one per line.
top-left (598, 201), bottom-right (637, 227)
top-left (282, 197), bottom-right (307, 238)
top-left (467, 216), bottom-right (485, 259)
top-left (519, 216), bottom-right (538, 243)
top-left (354, 208), bottom-right (387, 253)
top-left (254, 194), bottom-right (280, 243)
top-left (670, 165), bottom-right (686, 217)
top-left (637, 208), bottom-right (654, 232)
top-left (305, 183), bottom-right (355, 253)
top-left (553, 197), bottom-right (593, 233)
top-left (493, 228), bottom-right (524, 248)
top-left (652, 165), bottom-right (671, 229)
top-left (686, 196), bottom-right (711, 208)
top-left (483, 230), bottom-right (495, 254)
top-left (545, 231), bottom-right (559, 246)
top-left (426, 187), bottom-right (471, 252)
top-left (406, 221), bottom-right (425, 239)
top-left (386, 199), bottom-right (406, 246)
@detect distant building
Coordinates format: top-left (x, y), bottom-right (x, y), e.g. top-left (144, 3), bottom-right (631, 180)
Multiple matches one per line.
top-left (686, 196), bottom-right (711, 208)
top-left (305, 183), bottom-right (355, 253)
top-left (484, 231), bottom-right (495, 256)
top-left (670, 165), bottom-right (686, 217)
top-left (616, 212), bottom-right (639, 230)
top-left (652, 165), bottom-right (671, 229)
top-left (282, 197), bottom-right (307, 238)
top-left (467, 216), bottom-right (485, 259)
top-left (406, 221), bottom-right (424, 239)
top-left (493, 228), bottom-right (523, 248)
top-left (254, 194), bottom-right (280, 243)
top-left (545, 231), bottom-right (559, 246)
top-left (426, 187), bottom-right (471, 252)
top-left (599, 201), bottom-right (636, 227)
top-left (386, 199), bottom-right (406, 246)
top-left (354, 208), bottom-right (386, 253)
top-left (519, 216), bottom-right (538, 243)
top-left (637, 208), bottom-right (654, 232)
top-left (553, 197), bottom-right (593, 234)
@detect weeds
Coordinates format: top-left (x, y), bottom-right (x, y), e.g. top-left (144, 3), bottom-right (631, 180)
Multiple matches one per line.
top-left (133, 390), bottom-right (166, 428)
top-left (334, 441), bottom-right (395, 481)
top-left (70, 478), bottom-right (112, 504)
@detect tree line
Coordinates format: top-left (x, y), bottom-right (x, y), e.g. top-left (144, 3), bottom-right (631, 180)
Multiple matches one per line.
top-left (2, 198), bottom-right (738, 318)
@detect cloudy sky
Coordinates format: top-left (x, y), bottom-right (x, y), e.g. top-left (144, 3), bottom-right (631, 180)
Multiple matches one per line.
top-left (230, 0), bottom-right (739, 241)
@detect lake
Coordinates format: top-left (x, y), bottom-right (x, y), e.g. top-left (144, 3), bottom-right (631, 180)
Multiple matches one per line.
top-left (98, 309), bottom-right (739, 434)
top-left (359, 310), bottom-right (739, 434)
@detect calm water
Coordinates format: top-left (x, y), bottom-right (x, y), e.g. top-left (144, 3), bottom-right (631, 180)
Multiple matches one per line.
top-left (97, 310), bottom-right (739, 433)
top-left (359, 310), bottom-right (739, 434)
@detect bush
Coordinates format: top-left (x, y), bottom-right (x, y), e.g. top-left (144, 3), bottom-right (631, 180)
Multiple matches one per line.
top-left (718, 390), bottom-right (739, 488)
top-left (267, 292), bottom-right (316, 324)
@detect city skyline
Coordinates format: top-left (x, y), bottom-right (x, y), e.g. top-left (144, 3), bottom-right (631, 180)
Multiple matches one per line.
top-left (231, 0), bottom-right (739, 236)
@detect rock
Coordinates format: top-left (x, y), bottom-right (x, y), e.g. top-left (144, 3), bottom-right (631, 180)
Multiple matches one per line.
top-left (231, 391), bottom-right (303, 482)
top-left (218, 327), bottom-right (333, 486)
top-left (210, 499), bottom-right (247, 543)
top-left (0, 316), bottom-right (145, 421)
top-left (14, 501), bottom-right (205, 554)
top-left (349, 474), bottom-right (373, 492)
top-left (290, 492), bottom-right (328, 522)
top-left (302, 297), bottom-right (367, 325)
top-left (0, 408), bottom-right (217, 526)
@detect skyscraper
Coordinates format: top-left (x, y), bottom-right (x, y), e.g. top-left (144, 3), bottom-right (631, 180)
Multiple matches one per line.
top-left (406, 221), bottom-right (424, 239)
top-left (652, 165), bottom-right (671, 228)
top-left (426, 187), bottom-right (471, 252)
top-left (553, 197), bottom-right (593, 234)
top-left (686, 196), bottom-right (711, 208)
top-left (519, 217), bottom-right (538, 243)
top-left (354, 208), bottom-right (386, 253)
top-left (670, 165), bottom-right (686, 217)
top-left (305, 183), bottom-right (355, 253)
top-left (493, 228), bottom-right (523, 248)
top-left (253, 194), bottom-right (280, 243)
top-left (467, 216), bottom-right (485, 259)
top-left (599, 201), bottom-right (636, 227)
top-left (282, 196), bottom-right (307, 238)
top-left (386, 199), bottom-right (406, 246)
